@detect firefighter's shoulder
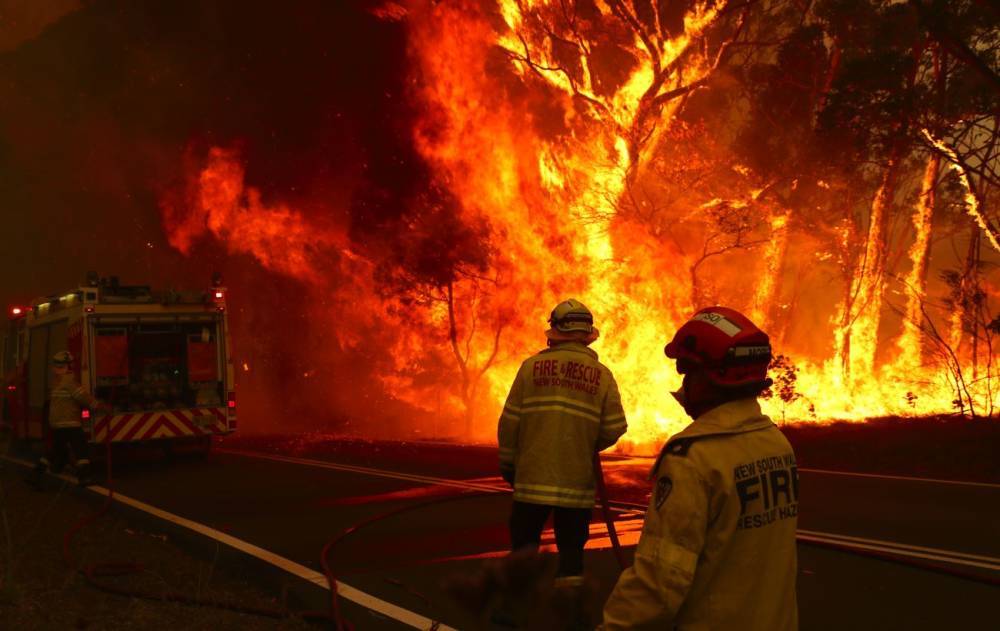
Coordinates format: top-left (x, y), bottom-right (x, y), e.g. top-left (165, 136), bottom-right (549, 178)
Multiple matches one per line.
top-left (665, 437), bottom-right (697, 457)
top-left (651, 433), bottom-right (733, 485)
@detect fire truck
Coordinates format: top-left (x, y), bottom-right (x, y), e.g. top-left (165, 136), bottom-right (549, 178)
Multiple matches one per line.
top-left (1, 275), bottom-right (236, 454)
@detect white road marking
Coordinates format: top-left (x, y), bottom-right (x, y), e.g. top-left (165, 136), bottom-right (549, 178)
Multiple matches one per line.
top-left (797, 532), bottom-right (1000, 572)
top-left (2, 455), bottom-right (454, 631)
top-left (232, 442), bottom-right (1000, 489)
top-left (217, 448), bottom-right (512, 493)
top-left (219, 449), bottom-right (1000, 573)
top-left (797, 467), bottom-right (1000, 489)
top-left (797, 529), bottom-right (1000, 565)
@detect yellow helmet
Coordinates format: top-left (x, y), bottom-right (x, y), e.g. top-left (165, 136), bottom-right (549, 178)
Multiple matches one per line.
top-left (548, 299), bottom-right (594, 334)
top-left (52, 350), bottom-right (74, 366)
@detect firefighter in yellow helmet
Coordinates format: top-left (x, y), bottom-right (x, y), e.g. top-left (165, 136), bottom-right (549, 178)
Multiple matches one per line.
top-left (495, 299), bottom-right (627, 627)
top-left (31, 351), bottom-right (106, 487)
top-left (601, 307), bottom-right (798, 630)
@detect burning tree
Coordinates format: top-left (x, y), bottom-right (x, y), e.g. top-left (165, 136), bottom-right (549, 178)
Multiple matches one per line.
top-left (159, 0), bottom-right (999, 447)
top-left (495, 0), bottom-right (754, 174)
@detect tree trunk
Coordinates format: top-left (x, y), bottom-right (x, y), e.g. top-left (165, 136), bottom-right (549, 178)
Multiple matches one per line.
top-left (750, 209), bottom-right (790, 330)
top-left (949, 226), bottom-right (982, 378)
top-left (838, 153), bottom-right (903, 383)
top-left (834, 280), bottom-right (852, 384)
top-left (689, 260), bottom-right (702, 311)
top-left (896, 153), bottom-right (940, 369)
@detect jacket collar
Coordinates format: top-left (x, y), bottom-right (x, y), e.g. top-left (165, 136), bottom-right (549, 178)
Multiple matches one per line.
top-left (541, 341), bottom-right (598, 360)
top-left (669, 398), bottom-right (774, 442)
top-left (651, 399), bottom-right (774, 478)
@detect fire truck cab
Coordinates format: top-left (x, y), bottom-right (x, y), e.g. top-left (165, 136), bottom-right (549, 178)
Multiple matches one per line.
top-left (1, 275), bottom-right (236, 452)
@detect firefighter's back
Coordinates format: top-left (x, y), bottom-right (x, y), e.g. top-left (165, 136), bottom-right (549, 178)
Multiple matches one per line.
top-left (513, 341), bottom-right (623, 508)
top-left (49, 374), bottom-right (85, 429)
top-left (679, 421), bottom-right (798, 630)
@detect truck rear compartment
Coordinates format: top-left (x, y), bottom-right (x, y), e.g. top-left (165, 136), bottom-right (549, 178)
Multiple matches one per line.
top-left (94, 321), bottom-right (224, 413)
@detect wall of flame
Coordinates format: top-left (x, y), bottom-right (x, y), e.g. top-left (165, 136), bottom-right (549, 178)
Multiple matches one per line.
top-left (156, 1), bottom-right (999, 453)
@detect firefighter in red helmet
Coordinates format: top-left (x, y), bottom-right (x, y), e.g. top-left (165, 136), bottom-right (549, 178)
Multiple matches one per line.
top-left (601, 307), bottom-right (799, 631)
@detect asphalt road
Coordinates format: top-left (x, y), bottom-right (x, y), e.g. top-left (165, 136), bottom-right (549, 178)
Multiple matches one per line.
top-left (36, 439), bottom-right (1000, 629)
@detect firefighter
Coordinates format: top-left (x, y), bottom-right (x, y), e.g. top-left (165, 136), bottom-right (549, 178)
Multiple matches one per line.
top-left (495, 299), bottom-right (628, 627)
top-left (31, 351), bottom-right (106, 486)
top-left (601, 307), bottom-right (798, 630)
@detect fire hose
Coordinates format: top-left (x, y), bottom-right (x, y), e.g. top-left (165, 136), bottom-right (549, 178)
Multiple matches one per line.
top-left (58, 433), bottom-right (998, 631)
top-left (60, 411), bottom-right (297, 621)
top-left (593, 452), bottom-right (627, 571)
top-left (317, 453), bottom-right (628, 630)
top-left (56, 405), bottom-right (483, 629)
top-left (319, 488), bottom-right (496, 631)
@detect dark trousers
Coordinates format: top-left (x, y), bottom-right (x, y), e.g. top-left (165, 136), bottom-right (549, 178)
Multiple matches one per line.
top-left (39, 426), bottom-right (88, 473)
top-left (509, 500), bottom-right (591, 577)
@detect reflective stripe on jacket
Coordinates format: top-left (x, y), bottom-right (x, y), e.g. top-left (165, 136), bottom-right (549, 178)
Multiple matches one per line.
top-left (497, 341), bottom-right (627, 508)
top-left (49, 374), bottom-right (96, 429)
top-left (602, 398), bottom-right (798, 630)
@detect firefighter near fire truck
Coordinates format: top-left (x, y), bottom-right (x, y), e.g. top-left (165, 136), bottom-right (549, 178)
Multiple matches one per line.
top-left (494, 299), bottom-right (628, 627)
top-left (30, 351), bottom-right (109, 486)
top-left (2, 274), bottom-right (238, 480)
top-left (601, 307), bottom-right (799, 631)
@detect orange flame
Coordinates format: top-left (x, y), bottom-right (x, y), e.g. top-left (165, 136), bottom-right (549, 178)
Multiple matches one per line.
top-left (161, 4), bottom-right (998, 451)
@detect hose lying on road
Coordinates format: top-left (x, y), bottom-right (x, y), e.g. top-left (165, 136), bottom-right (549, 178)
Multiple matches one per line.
top-left (317, 453), bottom-right (629, 630)
top-left (61, 437), bottom-right (999, 631)
top-left (319, 488), bottom-right (496, 631)
top-left (60, 416), bottom-right (297, 621)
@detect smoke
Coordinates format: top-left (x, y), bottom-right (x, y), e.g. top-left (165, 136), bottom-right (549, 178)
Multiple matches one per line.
top-left (0, 0), bottom-right (82, 53)
top-left (0, 0), bottom-right (481, 434)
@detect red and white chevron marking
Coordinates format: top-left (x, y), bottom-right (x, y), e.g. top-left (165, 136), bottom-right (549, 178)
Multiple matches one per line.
top-left (91, 407), bottom-right (230, 443)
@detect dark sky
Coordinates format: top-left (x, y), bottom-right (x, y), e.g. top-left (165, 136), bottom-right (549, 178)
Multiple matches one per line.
top-left (0, 0), bottom-right (415, 307)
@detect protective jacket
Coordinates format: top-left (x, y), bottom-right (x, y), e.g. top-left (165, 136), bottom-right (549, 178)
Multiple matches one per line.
top-left (498, 341), bottom-right (627, 508)
top-left (49, 374), bottom-right (98, 429)
top-left (603, 398), bottom-right (798, 630)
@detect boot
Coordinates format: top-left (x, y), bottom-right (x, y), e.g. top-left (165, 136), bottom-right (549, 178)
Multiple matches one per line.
top-left (488, 550), bottom-right (554, 628)
top-left (550, 576), bottom-right (592, 631)
top-left (446, 550), bottom-right (552, 629)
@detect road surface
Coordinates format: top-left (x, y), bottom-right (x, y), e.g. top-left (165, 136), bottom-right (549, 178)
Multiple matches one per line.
top-left (16, 438), bottom-right (1000, 629)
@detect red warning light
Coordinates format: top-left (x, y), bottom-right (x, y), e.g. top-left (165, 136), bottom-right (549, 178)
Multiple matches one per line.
top-left (10, 307), bottom-right (23, 317)
top-left (81, 409), bottom-right (91, 419)
top-left (214, 291), bottom-right (224, 299)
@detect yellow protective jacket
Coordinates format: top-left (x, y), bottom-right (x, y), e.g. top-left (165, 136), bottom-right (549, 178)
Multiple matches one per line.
top-left (603, 398), bottom-right (798, 631)
top-left (498, 341), bottom-right (627, 508)
top-left (49, 374), bottom-right (97, 430)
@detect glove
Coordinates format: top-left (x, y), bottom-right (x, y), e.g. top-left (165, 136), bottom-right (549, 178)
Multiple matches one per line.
top-left (501, 468), bottom-right (515, 487)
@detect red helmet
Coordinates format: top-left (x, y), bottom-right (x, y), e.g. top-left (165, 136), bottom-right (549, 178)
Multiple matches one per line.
top-left (664, 307), bottom-right (772, 388)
